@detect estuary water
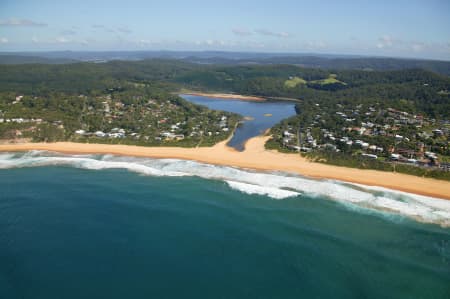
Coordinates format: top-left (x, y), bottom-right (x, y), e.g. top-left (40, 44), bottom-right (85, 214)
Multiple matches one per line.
top-left (0, 152), bottom-right (449, 299)
top-left (180, 94), bottom-right (296, 150)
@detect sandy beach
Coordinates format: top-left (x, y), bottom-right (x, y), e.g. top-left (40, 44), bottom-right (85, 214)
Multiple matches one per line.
top-left (1, 136), bottom-right (449, 200)
top-left (184, 92), bottom-right (266, 101)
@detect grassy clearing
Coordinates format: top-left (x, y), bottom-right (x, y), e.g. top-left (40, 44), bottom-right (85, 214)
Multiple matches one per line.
top-left (310, 74), bottom-right (347, 85)
top-left (285, 74), bottom-right (346, 88)
top-left (284, 76), bottom-right (307, 88)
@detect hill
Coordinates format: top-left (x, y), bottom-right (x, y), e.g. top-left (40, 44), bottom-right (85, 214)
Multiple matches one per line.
top-left (0, 51), bottom-right (449, 76)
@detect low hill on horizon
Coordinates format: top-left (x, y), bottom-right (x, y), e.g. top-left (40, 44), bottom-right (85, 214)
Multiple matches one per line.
top-left (0, 51), bottom-right (449, 76)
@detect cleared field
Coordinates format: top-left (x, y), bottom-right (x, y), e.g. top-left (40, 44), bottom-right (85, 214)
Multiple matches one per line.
top-left (284, 76), bottom-right (307, 88)
top-left (310, 74), bottom-right (347, 85)
top-left (285, 74), bottom-right (346, 88)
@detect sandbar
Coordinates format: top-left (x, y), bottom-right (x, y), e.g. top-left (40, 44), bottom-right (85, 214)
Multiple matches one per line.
top-left (183, 92), bottom-right (266, 101)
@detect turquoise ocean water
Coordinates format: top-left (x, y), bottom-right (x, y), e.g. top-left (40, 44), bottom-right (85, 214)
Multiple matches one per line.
top-left (0, 152), bottom-right (449, 299)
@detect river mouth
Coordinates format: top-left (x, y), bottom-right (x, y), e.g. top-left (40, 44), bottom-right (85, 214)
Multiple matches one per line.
top-left (180, 94), bottom-right (297, 151)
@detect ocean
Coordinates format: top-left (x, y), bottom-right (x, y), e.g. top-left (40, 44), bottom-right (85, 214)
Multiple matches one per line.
top-left (0, 151), bottom-right (449, 298)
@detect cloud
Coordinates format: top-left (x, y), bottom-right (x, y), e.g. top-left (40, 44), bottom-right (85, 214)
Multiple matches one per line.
top-left (0, 18), bottom-right (47, 27)
top-left (232, 28), bottom-right (252, 36)
top-left (60, 29), bottom-right (77, 35)
top-left (0, 37), bottom-right (8, 44)
top-left (371, 35), bottom-right (450, 59)
top-left (197, 39), bottom-right (228, 46)
top-left (31, 36), bottom-right (39, 43)
top-left (117, 27), bottom-right (132, 34)
top-left (376, 35), bottom-right (429, 52)
top-left (411, 42), bottom-right (425, 52)
top-left (255, 29), bottom-right (290, 38)
top-left (232, 28), bottom-right (290, 38)
top-left (138, 39), bottom-right (151, 45)
top-left (303, 40), bottom-right (328, 50)
top-left (92, 24), bottom-right (132, 35)
top-left (56, 36), bottom-right (70, 43)
top-left (376, 35), bottom-right (394, 49)
top-left (407, 41), bottom-right (448, 54)
top-left (137, 39), bottom-right (160, 47)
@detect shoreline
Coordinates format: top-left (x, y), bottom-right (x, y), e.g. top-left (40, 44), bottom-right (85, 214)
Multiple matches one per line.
top-left (1, 137), bottom-right (449, 200)
top-left (183, 92), bottom-right (266, 101)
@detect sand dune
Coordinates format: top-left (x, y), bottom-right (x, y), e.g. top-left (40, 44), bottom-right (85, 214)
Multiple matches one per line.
top-left (1, 136), bottom-right (449, 200)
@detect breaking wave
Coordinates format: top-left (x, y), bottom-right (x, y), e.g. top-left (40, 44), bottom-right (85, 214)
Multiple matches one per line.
top-left (1, 151), bottom-right (449, 226)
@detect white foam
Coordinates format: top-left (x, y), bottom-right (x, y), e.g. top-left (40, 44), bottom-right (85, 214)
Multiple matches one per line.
top-left (226, 180), bottom-right (300, 199)
top-left (0, 153), bottom-right (186, 177)
top-left (0, 151), bottom-right (449, 226)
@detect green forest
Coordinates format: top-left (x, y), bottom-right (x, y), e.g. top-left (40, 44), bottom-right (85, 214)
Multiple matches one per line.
top-left (1, 60), bottom-right (449, 118)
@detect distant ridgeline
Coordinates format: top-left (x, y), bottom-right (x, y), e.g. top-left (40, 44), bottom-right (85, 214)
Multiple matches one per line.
top-left (0, 58), bottom-right (449, 179)
top-left (1, 51), bottom-right (450, 76)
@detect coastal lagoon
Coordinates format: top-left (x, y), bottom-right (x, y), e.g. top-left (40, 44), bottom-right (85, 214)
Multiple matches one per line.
top-left (181, 94), bottom-right (297, 150)
top-left (1, 152), bottom-right (450, 298)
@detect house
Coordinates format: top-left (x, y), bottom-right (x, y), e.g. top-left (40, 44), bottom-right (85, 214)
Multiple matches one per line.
top-left (425, 151), bottom-right (438, 160)
top-left (439, 162), bottom-right (450, 172)
top-left (391, 153), bottom-right (401, 160)
top-left (12, 95), bottom-right (23, 104)
top-left (95, 131), bottom-right (106, 137)
top-left (160, 132), bottom-right (173, 138)
top-left (109, 132), bottom-right (125, 138)
top-left (102, 102), bottom-right (110, 113)
top-left (287, 145), bottom-right (300, 151)
top-left (324, 143), bottom-right (337, 151)
top-left (283, 130), bottom-right (294, 138)
top-left (432, 129), bottom-right (443, 137)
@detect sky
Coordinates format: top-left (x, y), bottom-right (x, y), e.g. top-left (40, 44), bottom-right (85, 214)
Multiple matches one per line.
top-left (0, 0), bottom-right (449, 60)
